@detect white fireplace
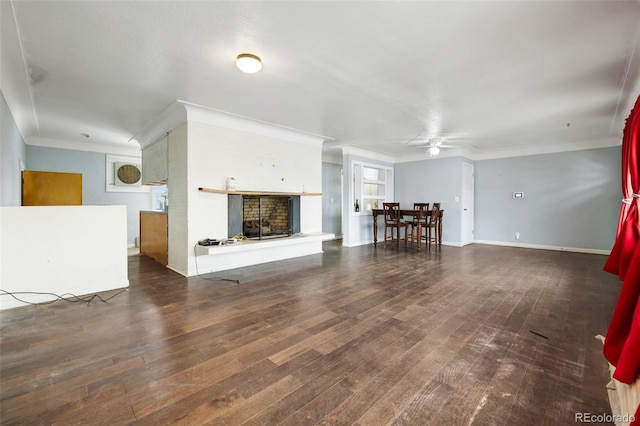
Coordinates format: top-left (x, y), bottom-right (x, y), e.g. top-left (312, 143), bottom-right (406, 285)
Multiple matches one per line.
top-left (228, 194), bottom-right (300, 240)
top-left (139, 101), bottom-right (330, 276)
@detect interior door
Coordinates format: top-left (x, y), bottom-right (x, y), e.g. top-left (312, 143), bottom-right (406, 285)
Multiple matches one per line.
top-left (461, 162), bottom-right (474, 245)
top-left (22, 170), bottom-right (82, 206)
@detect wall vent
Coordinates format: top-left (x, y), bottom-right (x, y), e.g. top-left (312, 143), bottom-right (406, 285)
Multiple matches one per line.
top-left (114, 163), bottom-right (142, 186)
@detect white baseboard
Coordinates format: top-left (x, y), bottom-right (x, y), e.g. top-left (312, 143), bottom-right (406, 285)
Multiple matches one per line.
top-left (442, 241), bottom-right (464, 247)
top-left (342, 239), bottom-right (462, 248)
top-left (342, 240), bottom-right (371, 247)
top-left (473, 240), bottom-right (611, 255)
top-left (340, 238), bottom-right (609, 255)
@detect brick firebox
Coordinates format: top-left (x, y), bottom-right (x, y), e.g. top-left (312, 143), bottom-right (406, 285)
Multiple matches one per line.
top-left (242, 196), bottom-right (292, 239)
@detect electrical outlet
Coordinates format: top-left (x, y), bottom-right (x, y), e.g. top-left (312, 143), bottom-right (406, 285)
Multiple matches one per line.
top-left (515, 232), bottom-right (520, 240)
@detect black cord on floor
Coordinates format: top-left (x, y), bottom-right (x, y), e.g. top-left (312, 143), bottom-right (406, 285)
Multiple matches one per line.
top-left (194, 244), bottom-right (240, 284)
top-left (0, 288), bottom-right (127, 306)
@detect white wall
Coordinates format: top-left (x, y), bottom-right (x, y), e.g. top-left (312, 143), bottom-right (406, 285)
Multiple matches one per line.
top-left (188, 122), bottom-right (322, 195)
top-left (163, 116), bottom-right (324, 276)
top-left (0, 206), bottom-right (129, 310)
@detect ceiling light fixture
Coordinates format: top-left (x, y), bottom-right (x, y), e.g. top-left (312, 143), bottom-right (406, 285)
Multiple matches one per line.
top-left (236, 53), bottom-right (262, 73)
top-left (429, 145), bottom-right (440, 156)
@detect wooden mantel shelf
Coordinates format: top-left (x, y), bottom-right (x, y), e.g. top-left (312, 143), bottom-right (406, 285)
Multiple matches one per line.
top-left (198, 187), bottom-right (322, 196)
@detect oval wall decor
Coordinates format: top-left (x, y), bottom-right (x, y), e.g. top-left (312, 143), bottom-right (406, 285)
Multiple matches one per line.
top-left (115, 163), bottom-right (142, 186)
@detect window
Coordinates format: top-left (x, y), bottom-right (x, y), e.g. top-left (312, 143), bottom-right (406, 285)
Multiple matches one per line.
top-left (152, 184), bottom-right (168, 211)
top-left (352, 161), bottom-right (393, 214)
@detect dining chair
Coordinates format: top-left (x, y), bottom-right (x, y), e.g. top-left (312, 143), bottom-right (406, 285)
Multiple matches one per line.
top-left (425, 204), bottom-right (440, 250)
top-left (410, 203), bottom-right (429, 247)
top-left (382, 202), bottom-right (409, 249)
top-left (431, 202), bottom-right (442, 245)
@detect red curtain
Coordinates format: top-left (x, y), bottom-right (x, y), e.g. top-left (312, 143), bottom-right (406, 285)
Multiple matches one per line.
top-left (603, 94), bottom-right (640, 391)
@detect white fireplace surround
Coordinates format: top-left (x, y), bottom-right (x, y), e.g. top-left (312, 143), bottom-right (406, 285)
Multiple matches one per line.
top-left (139, 101), bottom-right (332, 276)
top-left (194, 232), bottom-right (334, 273)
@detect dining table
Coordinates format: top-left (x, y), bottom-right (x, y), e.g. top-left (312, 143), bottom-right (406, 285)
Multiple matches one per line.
top-left (371, 208), bottom-right (444, 252)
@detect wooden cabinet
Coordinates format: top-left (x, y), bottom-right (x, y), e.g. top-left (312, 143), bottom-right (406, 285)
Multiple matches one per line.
top-left (140, 211), bottom-right (168, 265)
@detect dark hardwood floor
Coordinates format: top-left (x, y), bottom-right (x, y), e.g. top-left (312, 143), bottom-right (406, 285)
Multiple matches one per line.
top-left (0, 241), bottom-right (622, 425)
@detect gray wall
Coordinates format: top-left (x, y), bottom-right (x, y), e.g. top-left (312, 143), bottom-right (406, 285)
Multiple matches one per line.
top-left (475, 146), bottom-right (621, 251)
top-left (395, 156), bottom-right (465, 244)
top-left (1, 91), bottom-right (26, 206)
top-left (26, 145), bottom-right (151, 245)
top-left (322, 161), bottom-right (342, 237)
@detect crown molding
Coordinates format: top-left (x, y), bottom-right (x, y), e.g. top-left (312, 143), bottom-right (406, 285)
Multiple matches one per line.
top-left (134, 101), bottom-right (188, 149)
top-left (1, 2), bottom-right (38, 142)
top-left (394, 146), bottom-right (476, 163)
top-left (181, 101), bottom-right (331, 147)
top-left (355, 136), bottom-right (622, 164)
top-left (26, 136), bottom-right (142, 156)
top-left (339, 145), bottom-right (395, 164)
top-left (136, 100), bottom-right (332, 150)
top-left (470, 137), bottom-right (621, 161)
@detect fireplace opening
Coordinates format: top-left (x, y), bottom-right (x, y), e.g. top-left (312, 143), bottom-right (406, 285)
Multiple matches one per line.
top-left (228, 195), bottom-right (300, 240)
top-left (243, 196), bottom-right (292, 239)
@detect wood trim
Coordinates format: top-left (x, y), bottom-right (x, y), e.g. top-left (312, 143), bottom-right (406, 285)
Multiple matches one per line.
top-left (198, 187), bottom-right (321, 196)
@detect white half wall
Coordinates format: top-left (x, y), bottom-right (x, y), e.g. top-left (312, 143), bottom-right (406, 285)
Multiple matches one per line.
top-left (0, 206), bottom-right (129, 310)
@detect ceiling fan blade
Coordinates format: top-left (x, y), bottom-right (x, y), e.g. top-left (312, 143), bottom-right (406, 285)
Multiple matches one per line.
top-left (406, 139), bottom-right (430, 146)
top-left (413, 143), bottom-right (459, 150)
top-left (406, 132), bottom-right (470, 146)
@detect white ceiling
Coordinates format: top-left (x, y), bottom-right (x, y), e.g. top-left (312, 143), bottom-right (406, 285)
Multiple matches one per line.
top-left (2, 1), bottom-right (639, 161)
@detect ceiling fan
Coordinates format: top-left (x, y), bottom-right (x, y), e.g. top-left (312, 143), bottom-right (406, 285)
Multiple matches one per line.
top-left (407, 134), bottom-right (467, 156)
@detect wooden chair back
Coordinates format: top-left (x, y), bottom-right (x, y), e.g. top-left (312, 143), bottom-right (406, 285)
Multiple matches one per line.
top-left (413, 202), bottom-right (429, 212)
top-left (429, 204), bottom-right (440, 223)
top-left (383, 202), bottom-right (401, 224)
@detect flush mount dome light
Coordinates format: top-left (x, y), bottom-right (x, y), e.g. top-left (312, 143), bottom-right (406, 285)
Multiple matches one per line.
top-left (236, 53), bottom-right (262, 73)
